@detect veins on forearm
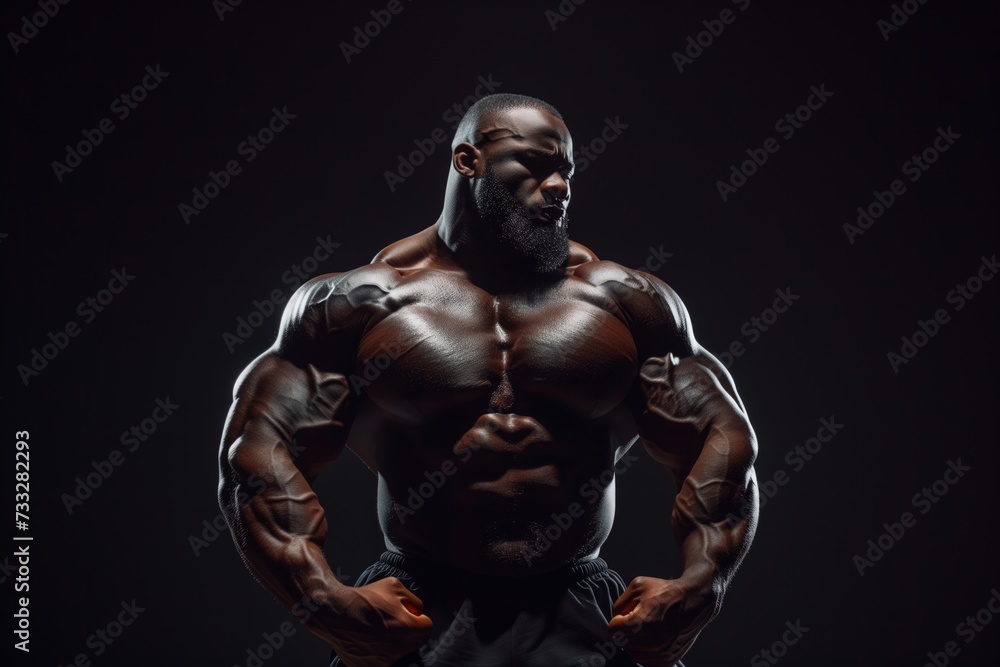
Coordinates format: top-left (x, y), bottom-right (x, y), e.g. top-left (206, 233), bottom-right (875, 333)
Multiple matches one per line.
top-left (670, 428), bottom-right (758, 581)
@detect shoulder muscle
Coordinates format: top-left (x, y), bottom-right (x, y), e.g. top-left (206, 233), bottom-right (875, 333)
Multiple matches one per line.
top-left (575, 261), bottom-right (694, 358)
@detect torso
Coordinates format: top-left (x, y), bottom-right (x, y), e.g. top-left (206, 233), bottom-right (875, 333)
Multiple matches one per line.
top-left (339, 226), bottom-right (658, 575)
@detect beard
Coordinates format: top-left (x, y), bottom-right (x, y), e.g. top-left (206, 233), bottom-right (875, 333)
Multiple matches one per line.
top-left (473, 163), bottom-right (570, 274)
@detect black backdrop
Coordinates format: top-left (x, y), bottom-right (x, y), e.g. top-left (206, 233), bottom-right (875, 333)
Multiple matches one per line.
top-left (4, 1), bottom-right (998, 666)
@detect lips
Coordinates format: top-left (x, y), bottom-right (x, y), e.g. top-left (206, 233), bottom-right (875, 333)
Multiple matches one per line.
top-left (535, 205), bottom-right (565, 224)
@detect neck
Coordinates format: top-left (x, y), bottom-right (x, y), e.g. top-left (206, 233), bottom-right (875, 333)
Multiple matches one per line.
top-left (436, 169), bottom-right (475, 249)
top-left (434, 185), bottom-right (559, 292)
top-left (434, 171), bottom-right (567, 292)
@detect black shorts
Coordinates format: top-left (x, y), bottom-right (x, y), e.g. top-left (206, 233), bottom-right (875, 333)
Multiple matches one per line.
top-left (329, 551), bottom-right (687, 667)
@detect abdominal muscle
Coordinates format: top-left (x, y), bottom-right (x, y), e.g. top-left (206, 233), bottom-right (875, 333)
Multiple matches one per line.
top-left (373, 410), bottom-right (624, 576)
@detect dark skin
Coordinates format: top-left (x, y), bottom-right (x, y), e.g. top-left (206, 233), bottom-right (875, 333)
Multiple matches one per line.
top-left (218, 106), bottom-right (759, 667)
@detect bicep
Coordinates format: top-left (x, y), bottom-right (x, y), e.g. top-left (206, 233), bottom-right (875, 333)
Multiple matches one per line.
top-left (221, 276), bottom-right (359, 483)
top-left (619, 271), bottom-right (753, 471)
top-left (634, 352), bottom-right (757, 493)
top-left (223, 350), bottom-right (353, 480)
top-left (685, 345), bottom-right (747, 417)
top-left (624, 270), bottom-right (748, 416)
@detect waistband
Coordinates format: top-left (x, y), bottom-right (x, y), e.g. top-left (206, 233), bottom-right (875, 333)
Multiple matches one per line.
top-left (374, 550), bottom-right (611, 584)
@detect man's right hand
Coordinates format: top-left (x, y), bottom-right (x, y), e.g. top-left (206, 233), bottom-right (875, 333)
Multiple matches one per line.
top-left (327, 577), bottom-right (434, 667)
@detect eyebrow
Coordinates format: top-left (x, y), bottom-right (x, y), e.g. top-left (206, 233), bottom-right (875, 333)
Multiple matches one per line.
top-left (475, 132), bottom-right (575, 170)
top-left (523, 147), bottom-right (560, 158)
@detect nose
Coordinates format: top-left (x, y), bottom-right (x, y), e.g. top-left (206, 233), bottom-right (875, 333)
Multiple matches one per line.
top-left (540, 171), bottom-right (569, 205)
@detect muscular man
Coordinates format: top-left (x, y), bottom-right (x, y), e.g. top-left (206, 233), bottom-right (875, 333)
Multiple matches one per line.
top-left (218, 93), bottom-right (759, 667)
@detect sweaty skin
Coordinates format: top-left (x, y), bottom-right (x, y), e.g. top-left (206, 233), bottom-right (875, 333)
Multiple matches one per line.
top-left (219, 106), bottom-right (759, 667)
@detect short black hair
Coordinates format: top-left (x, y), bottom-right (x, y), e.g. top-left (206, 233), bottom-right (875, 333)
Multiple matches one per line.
top-left (452, 93), bottom-right (563, 149)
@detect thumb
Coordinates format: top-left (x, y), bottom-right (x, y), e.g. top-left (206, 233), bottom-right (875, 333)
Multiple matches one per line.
top-left (608, 599), bottom-right (642, 632)
top-left (399, 589), bottom-right (429, 617)
top-left (409, 611), bottom-right (434, 630)
top-left (608, 610), bottom-right (631, 631)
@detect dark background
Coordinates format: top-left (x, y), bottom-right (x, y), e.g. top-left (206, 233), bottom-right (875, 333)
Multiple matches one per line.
top-left (3, 1), bottom-right (998, 665)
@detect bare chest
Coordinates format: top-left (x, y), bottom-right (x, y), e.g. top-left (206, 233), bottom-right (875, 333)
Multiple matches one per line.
top-left (353, 272), bottom-right (639, 422)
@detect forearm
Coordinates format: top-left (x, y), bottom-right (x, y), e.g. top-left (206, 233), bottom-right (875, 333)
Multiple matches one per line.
top-left (639, 349), bottom-right (758, 589)
top-left (219, 352), bottom-right (356, 641)
top-left (222, 436), bottom-right (351, 641)
top-left (671, 418), bottom-right (758, 593)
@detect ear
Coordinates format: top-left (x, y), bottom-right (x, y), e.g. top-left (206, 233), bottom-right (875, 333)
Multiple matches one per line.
top-left (452, 142), bottom-right (482, 178)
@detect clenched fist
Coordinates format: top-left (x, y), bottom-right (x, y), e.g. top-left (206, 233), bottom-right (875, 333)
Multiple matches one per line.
top-left (328, 577), bottom-right (433, 667)
top-left (608, 573), bottom-right (720, 667)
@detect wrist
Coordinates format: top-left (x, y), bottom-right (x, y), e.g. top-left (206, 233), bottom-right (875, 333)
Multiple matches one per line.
top-left (294, 577), bottom-right (356, 631)
top-left (678, 560), bottom-right (725, 596)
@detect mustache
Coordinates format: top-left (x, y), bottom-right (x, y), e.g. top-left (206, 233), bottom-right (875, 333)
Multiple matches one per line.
top-left (525, 203), bottom-right (567, 222)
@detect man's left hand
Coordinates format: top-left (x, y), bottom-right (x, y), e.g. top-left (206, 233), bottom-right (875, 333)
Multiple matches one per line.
top-left (608, 573), bottom-right (720, 667)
